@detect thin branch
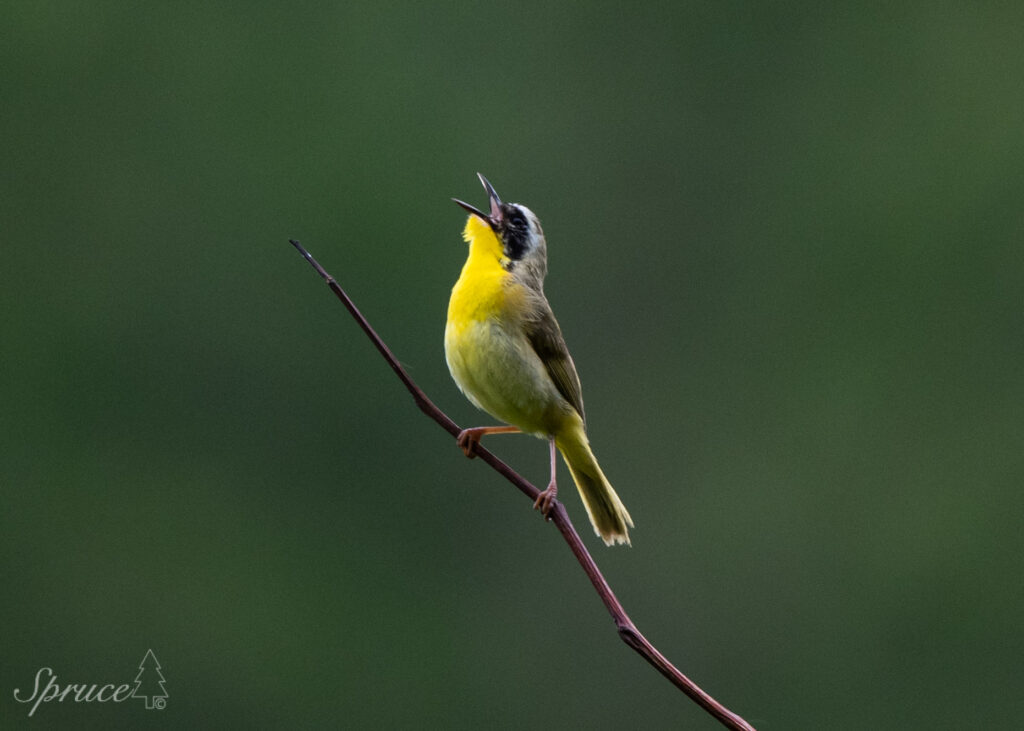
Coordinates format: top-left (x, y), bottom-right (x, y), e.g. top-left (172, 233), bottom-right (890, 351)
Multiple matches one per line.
top-left (290, 239), bottom-right (756, 731)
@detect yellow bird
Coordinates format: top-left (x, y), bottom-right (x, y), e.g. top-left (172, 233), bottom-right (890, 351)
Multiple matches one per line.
top-left (445, 174), bottom-right (633, 546)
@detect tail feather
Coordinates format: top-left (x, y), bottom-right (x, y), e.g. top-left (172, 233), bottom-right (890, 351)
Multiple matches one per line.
top-left (556, 421), bottom-right (633, 546)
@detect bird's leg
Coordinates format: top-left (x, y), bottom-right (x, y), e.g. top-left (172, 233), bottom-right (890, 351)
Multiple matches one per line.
top-left (533, 438), bottom-right (558, 518)
top-left (456, 425), bottom-right (520, 458)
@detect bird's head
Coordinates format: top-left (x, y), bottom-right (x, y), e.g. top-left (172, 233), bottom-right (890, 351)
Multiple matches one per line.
top-left (453, 174), bottom-right (547, 277)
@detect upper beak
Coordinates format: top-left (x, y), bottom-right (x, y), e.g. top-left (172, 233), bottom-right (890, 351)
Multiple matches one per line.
top-left (452, 172), bottom-right (503, 230)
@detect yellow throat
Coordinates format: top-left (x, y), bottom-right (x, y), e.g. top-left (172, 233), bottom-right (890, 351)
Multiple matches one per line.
top-left (446, 215), bottom-right (514, 332)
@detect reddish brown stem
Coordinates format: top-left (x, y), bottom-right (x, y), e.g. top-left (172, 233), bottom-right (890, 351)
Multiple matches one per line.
top-left (290, 240), bottom-right (756, 731)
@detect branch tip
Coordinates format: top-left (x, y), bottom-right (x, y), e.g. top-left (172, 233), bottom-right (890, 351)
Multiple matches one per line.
top-left (290, 239), bottom-right (332, 282)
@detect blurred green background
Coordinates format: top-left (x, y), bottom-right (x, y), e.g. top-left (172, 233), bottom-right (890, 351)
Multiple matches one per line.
top-left (2, 3), bottom-right (1022, 729)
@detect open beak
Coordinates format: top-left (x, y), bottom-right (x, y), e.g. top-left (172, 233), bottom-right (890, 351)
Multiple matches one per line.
top-left (452, 172), bottom-right (503, 230)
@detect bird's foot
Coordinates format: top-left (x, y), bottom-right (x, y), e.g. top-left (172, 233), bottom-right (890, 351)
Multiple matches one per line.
top-left (533, 481), bottom-right (558, 519)
top-left (455, 425), bottom-right (521, 458)
top-left (456, 427), bottom-right (487, 458)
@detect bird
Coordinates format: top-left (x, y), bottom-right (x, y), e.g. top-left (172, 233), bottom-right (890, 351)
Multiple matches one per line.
top-left (445, 173), bottom-right (634, 546)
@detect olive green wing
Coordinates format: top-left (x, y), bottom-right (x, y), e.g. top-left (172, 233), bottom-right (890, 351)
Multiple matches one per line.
top-left (525, 300), bottom-right (586, 423)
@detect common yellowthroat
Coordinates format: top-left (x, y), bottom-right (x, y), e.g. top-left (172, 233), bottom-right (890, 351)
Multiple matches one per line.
top-left (445, 174), bottom-right (633, 546)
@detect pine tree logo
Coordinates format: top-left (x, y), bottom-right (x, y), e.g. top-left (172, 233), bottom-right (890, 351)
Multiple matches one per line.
top-left (131, 649), bottom-right (168, 710)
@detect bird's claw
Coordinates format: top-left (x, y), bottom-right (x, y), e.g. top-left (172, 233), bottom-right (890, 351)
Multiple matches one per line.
top-left (456, 428), bottom-right (482, 458)
top-left (533, 483), bottom-right (557, 519)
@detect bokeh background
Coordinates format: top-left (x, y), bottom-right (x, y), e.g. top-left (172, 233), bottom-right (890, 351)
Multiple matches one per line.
top-left (3, 3), bottom-right (1022, 729)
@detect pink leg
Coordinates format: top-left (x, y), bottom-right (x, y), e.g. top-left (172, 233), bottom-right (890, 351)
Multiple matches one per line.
top-left (533, 438), bottom-right (558, 518)
top-left (456, 425), bottom-right (521, 458)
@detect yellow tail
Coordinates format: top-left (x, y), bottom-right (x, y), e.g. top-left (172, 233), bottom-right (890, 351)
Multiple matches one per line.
top-left (556, 419), bottom-right (634, 546)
